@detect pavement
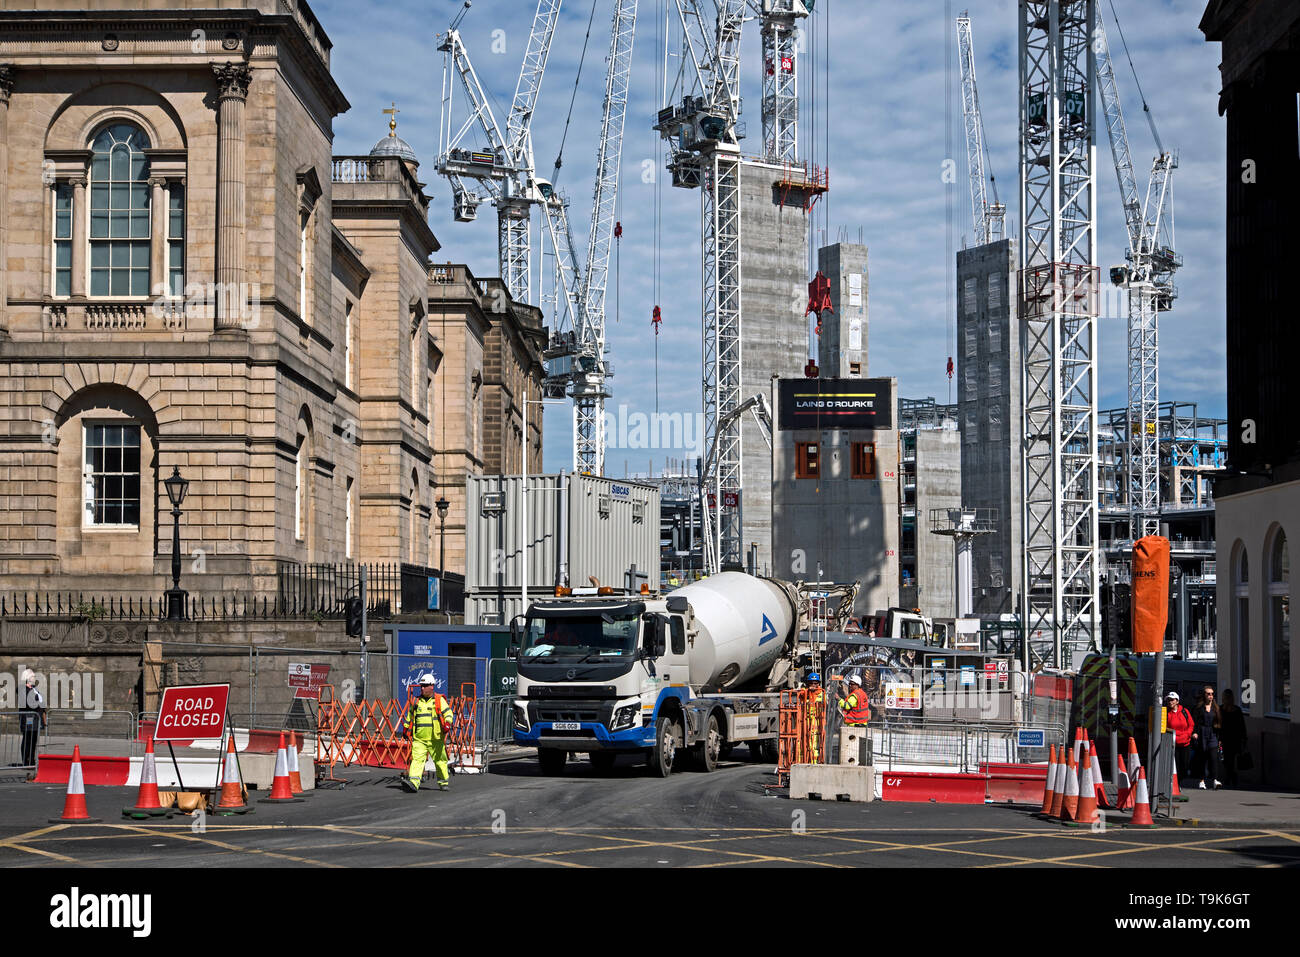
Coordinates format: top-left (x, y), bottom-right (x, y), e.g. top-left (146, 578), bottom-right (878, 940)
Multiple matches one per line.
top-left (1, 753), bottom-right (1297, 868)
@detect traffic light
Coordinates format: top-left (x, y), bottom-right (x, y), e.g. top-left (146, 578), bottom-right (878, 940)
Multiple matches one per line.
top-left (345, 596), bottom-right (363, 637)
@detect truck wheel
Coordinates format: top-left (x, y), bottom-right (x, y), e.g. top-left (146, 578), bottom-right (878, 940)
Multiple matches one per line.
top-left (760, 739), bottom-right (779, 763)
top-left (590, 752), bottom-right (617, 774)
top-left (719, 743), bottom-right (735, 762)
top-left (647, 715), bottom-right (680, 777)
top-left (538, 749), bottom-right (567, 776)
top-left (693, 715), bottom-right (722, 772)
top-left (748, 741), bottom-right (767, 761)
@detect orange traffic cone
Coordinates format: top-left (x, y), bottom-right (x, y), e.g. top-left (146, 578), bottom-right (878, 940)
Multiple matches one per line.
top-left (1171, 759), bottom-right (1187, 802)
top-left (1068, 746), bottom-right (1100, 827)
top-left (1116, 752), bottom-right (1133, 810)
top-left (1071, 726), bottom-right (1084, 765)
top-left (1126, 766), bottom-right (1158, 828)
top-left (287, 731), bottom-right (308, 796)
top-left (1126, 737), bottom-right (1142, 778)
top-left (123, 736), bottom-right (170, 819)
top-left (1048, 749), bottom-right (1067, 819)
top-left (215, 733), bottom-right (252, 815)
top-left (1089, 739), bottom-right (1110, 809)
top-left (258, 732), bottom-right (304, 804)
top-left (1058, 748), bottom-right (1080, 823)
top-left (50, 745), bottom-right (101, 824)
top-left (1039, 744), bottom-right (1059, 816)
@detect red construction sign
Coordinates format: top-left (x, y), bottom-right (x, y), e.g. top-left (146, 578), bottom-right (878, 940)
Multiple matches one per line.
top-left (288, 662), bottom-right (331, 700)
top-left (155, 683), bottom-right (230, 741)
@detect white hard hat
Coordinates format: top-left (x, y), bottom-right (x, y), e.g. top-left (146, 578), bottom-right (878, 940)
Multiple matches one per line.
top-left (849, 672), bottom-right (862, 685)
top-left (418, 673), bottom-right (436, 686)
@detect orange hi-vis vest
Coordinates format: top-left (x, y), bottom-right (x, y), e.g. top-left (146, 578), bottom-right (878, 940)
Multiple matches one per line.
top-left (841, 687), bottom-right (870, 725)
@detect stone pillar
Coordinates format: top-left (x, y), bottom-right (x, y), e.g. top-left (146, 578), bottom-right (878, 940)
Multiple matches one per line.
top-left (149, 176), bottom-right (167, 296)
top-left (212, 61), bottom-right (251, 331)
top-left (0, 65), bottom-right (13, 333)
top-left (69, 175), bottom-right (87, 299)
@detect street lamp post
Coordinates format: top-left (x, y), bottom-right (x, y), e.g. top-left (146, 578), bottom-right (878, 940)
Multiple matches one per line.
top-left (435, 495), bottom-right (450, 575)
top-left (163, 467), bottom-right (190, 621)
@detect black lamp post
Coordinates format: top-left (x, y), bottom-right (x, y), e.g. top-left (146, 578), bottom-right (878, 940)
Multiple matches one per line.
top-left (435, 496), bottom-right (450, 574)
top-left (164, 466), bottom-right (190, 620)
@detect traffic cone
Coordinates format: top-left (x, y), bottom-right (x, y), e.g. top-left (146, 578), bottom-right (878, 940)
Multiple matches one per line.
top-left (50, 745), bottom-right (101, 824)
top-left (287, 731), bottom-right (308, 796)
top-left (1039, 744), bottom-right (1058, 816)
top-left (1171, 759), bottom-right (1187, 802)
top-left (123, 736), bottom-right (170, 819)
top-left (1058, 748), bottom-right (1080, 823)
top-left (1116, 752), bottom-right (1133, 810)
top-left (1126, 737), bottom-right (1142, 778)
top-left (1089, 739), bottom-right (1110, 809)
top-left (1126, 766), bottom-right (1158, 828)
top-left (1048, 749), bottom-right (1067, 819)
top-left (1071, 726), bottom-right (1084, 765)
top-left (215, 733), bottom-right (252, 815)
top-left (258, 732), bottom-right (304, 804)
top-left (1067, 746), bottom-right (1100, 827)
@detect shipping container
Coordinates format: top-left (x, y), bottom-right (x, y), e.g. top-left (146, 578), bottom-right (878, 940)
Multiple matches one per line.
top-left (465, 474), bottom-right (660, 595)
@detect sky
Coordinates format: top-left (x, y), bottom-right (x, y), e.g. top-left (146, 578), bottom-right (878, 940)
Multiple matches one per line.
top-left (312, 0), bottom-right (1227, 476)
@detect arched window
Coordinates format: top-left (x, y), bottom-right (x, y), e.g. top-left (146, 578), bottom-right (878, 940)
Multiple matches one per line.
top-left (89, 123), bottom-right (152, 297)
top-left (408, 470), bottom-right (419, 564)
top-left (1269, 530), bottom-right (1290, 715)
top-left (1234, 542), bottom-right (1250, 713)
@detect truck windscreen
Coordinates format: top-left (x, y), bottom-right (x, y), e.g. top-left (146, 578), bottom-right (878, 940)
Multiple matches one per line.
top-left (521, 613), bottom-right (640, 660)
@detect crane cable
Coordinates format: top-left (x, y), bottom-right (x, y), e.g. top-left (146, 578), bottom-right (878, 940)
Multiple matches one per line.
top-left (1107, 0), bottom-right (1163, 155)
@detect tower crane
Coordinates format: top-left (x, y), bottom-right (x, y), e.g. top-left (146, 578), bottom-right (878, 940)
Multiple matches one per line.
top-left (436, 0), bottom-right (563, 305)
top-left (758, 1), bottom-right (810, 164)
top-left (655, 0), bottom-right (749, 570)
top-left (540, 0), bottom-right (640, 476)
top-left (1018, 0), bottom-right (1100, 666)
top-left (956, 11), bottom-right (1005, 244)
top-left (1095, 12), bottom-right (1180, 541)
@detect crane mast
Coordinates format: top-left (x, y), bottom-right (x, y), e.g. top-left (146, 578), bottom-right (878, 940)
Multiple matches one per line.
top-left (956, 12), bottom-right (1005, 244)
top-left (758, 1), bottom-right (809, 164)
top-left (1018, 0), bottom-right (1100, 666)
top-left (656, 0), bottom-right (749, 570)
top-left (1095, 14), bottom-right (1181, 541)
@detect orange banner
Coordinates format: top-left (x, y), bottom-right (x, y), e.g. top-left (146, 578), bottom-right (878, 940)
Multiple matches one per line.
top-left (1131, 536), bottom-right (1170, 654)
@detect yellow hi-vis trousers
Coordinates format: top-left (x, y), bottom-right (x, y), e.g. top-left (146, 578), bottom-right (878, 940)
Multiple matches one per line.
top-left (407, 736), bottom-right (450, 789)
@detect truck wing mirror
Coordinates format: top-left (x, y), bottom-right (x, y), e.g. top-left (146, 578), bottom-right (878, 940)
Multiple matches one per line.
top-left (509, 615), bottom-right (527, 657)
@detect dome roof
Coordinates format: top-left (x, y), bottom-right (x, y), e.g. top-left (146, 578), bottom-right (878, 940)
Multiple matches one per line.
top-left (370, 131), bottom-right (418, 165)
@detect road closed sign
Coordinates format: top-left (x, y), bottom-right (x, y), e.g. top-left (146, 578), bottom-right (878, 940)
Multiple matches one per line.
top-left (155, 683), bottom-right (230, 740)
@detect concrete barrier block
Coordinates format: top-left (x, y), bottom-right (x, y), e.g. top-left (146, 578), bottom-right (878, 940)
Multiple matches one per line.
top-left (789, 764), bottom-right (875, 802)
top-left (838, 728), bottom-right (872, 767)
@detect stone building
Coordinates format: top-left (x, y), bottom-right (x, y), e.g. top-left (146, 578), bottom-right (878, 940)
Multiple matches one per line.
top-left (0, 0), bottom-right (544, 607)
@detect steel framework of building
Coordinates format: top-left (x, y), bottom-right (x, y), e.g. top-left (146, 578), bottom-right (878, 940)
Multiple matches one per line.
top-left (1018, 0), bottom-right (1100, 666)
top-left (956, 12), bottom-right (1005, 245)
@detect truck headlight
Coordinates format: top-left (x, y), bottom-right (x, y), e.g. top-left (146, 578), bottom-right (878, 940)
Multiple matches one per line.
top-left (611, 705), bottom-right (640, 731)
top-left (513, 704), bottom-right (529, 731)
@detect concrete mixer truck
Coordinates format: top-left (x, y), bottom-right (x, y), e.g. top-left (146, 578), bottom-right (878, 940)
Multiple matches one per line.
top-left (509, 572), bottom-right (809, 776)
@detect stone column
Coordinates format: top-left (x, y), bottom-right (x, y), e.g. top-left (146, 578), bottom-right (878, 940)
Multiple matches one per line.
top-left (69, 175), bottom-right (87, 299)
top-left (212, 61), bottom-right (251, 331)
top-left (0, 65), bottom-right (13, 333)
top-left (149, 176), bottom-right (167, 296)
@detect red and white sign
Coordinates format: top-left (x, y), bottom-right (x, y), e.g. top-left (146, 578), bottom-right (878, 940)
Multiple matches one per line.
top-left (155, 683), bottom-right (230, 741)
top-left (288, 662), bottom-right (331, 700)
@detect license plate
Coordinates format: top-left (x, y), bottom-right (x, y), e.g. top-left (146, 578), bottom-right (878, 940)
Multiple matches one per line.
top-left (552, 722), bottom-right (581, 731)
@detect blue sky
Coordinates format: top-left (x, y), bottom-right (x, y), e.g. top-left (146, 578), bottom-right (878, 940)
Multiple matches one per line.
top-left (313, 0), bottom-right (1227, 475)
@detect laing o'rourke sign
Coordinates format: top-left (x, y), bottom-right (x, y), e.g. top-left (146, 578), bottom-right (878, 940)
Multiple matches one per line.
top-left (777, 377), bottom-right (894, 431)
top-left (154, 683), bottom-right (230, 740)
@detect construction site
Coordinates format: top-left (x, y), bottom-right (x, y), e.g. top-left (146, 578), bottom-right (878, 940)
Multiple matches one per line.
top-left (1, 0), bottom-right (1297, 898)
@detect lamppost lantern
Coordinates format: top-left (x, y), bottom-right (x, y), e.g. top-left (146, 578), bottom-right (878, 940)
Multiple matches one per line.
top-left (164, 466), bottom-right (190, 620)
top-left (435, 496), bottom-right (450, 520)
top-left (164, 466), bottom-right (190, 508)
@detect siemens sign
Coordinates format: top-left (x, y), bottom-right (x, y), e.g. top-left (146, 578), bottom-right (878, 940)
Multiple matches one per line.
top-left (777, 377), bottom-right (894, 431)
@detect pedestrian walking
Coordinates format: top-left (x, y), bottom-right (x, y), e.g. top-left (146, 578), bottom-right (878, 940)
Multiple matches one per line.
top-left (1165, 691), bottom-right (1194, 786)
top-left (401, 674), bottom-right (455, 793)
top-left (1191, 685), bottom-right (1222, 790)
top-left (17, 669), bottom-right (45, 768)
top-left (1218, 688), bottom-right (1247, 788)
